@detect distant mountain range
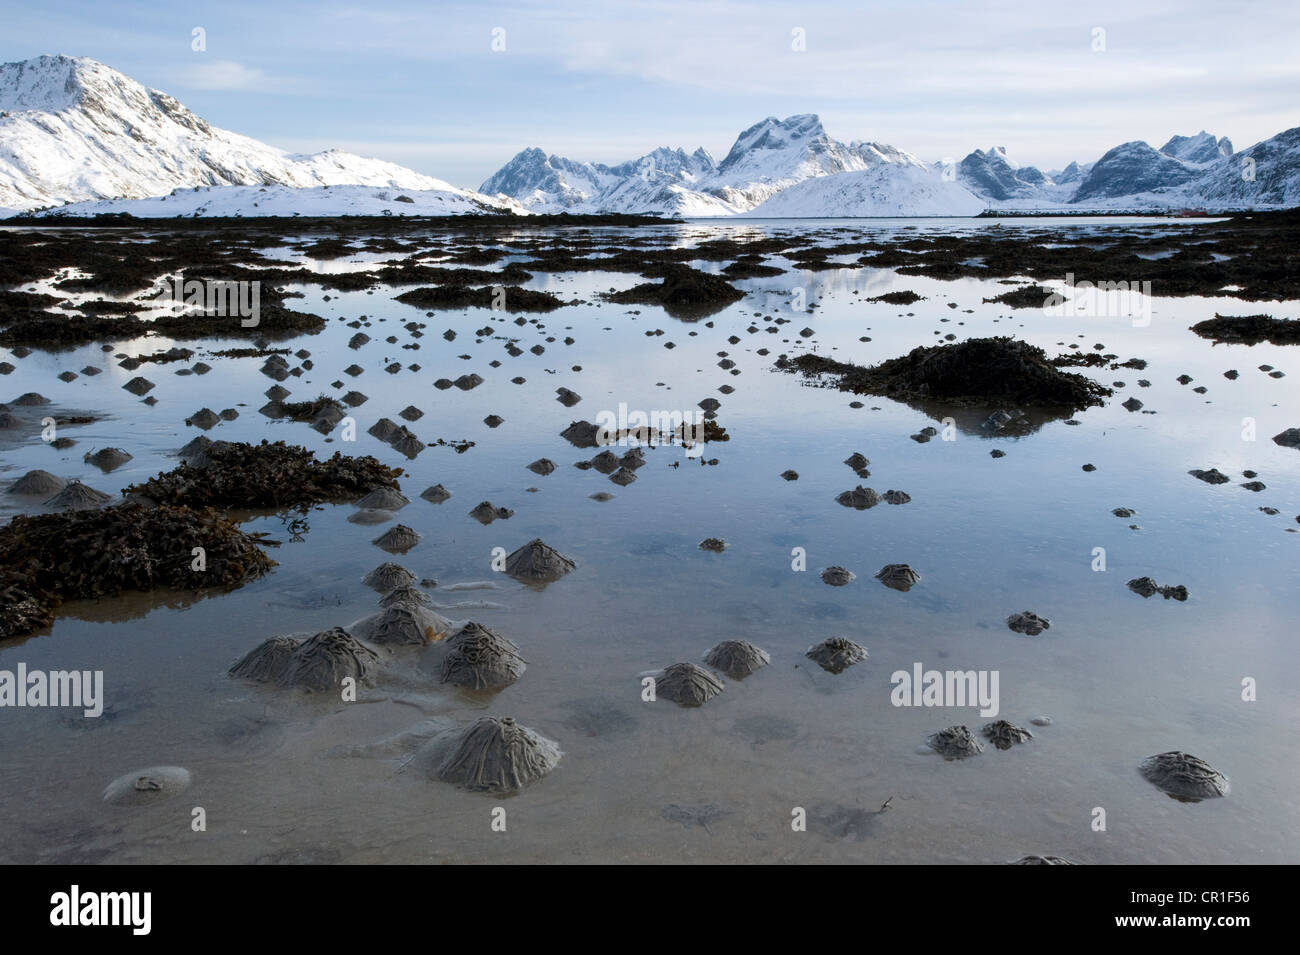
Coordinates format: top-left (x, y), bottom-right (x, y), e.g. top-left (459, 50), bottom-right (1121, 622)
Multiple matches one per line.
top-left (2, 55), bottom-right (1297, 218)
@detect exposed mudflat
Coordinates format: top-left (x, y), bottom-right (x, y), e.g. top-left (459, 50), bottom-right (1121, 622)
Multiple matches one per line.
top-left (0, 213), bottom-right (1296, 864)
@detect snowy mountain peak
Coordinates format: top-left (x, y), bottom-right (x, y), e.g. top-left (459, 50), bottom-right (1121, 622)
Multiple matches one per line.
top-left (0, 54), bottom-right (103, 112)
top-left (1159, 130), bottom-right (1233, 164)
top-left (0, 54), bottom-right (512, 214)
top-left (716, 114), bottom-right (835, 173)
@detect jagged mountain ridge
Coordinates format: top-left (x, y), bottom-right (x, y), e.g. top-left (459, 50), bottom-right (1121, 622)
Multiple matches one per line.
top-left (2, 54), bottom-right (1297, 218)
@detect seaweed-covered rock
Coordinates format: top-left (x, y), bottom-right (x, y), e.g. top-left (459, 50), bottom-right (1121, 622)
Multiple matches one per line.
top-left (604, 264), bottom-right (745, 319)
top-left (1138, 751), bottom-right (1229, 801)
top-left (836, 485), bottom-right (880, 509)
top-left (982, 720), bottom-right (1034, 750)
top-left (1127, 577), bottom-right (1189, 601)
top-left (1007, 611), bottom-right (1051, 635)
top-left (1190, 313), bottom-right (1300, 345)
top-left (556, 387), bottom-right (582, 407)
top-left (43, 481), bottom-right (112, 511)
top-left (655, 662), bottom-right (724, 705)
top-left (805, 636), bottom-right (868, 673)
top-left (1271, 428), bottom-right (1300, 449)
top-left (278, 627), bottom-right (380, 692)
top-left (127, 440), bottom-right (402, 508)
top-left (434, 717), bottom-right (562, 793)
top-left (1188, 467), bottom-right (1231, 484)
top-left (362, 562), bottom-right (416, 593)
top-left (0, 502), bottom-right (274, 639)
top-left (8, 469), bottom-right (65, 495)
top-left (527, 458), bottom-right (557, 475)
top-left (882, 489), bottom-right (911, 505)
top-left (229, 635), bottom-right (301, 682)
top-left (927, 725), bottom-right (984, 759)
top-left (703, 640), bottom-right (770, 679)
top-left (102, 766), bottom-right (193, 806)
top-left (504, 538), bottom-right (576, 581)
top-left (821, 566), bottom-right (856, 586)
top-left (122, 376), bottom-right (155, 396)
top-left (779, 336), bottom-right (1111, 409)
top-left (373, 524), bottom-right (421, 553)
top-left (440, 622), bottom-right (527, 689)
top-left (699, 538), bottom-right (727, 552)
top-left (875, 564), bottom-right (920, 592)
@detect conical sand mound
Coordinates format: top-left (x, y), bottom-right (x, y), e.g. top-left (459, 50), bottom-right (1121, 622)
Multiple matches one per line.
top-left (84, 447), bottom-right (133, 471)
top-left (356, 487), bottom-right (409, 510)
top-left (229, 635), bottom-right (301, 682)
top-left (656, 662), bottom-right (724, 705)
top-left (44, 480), bottom-right (112, 511)
top-left (504, 538), bottom-right (576, 581)
top-left (434, 717), bottom-right (561, 793)
top-left (440, 622), bottom-right (526, 689)
top-left (277, 628), bottom-right (379, 691)
top-left (806, 636), bottom-right (868, 673)
top-left (703, 640), bottom-right (770, 679)
top-left (8, 469), bottom-right (65, 495)
top-left (362, 562), bottom-right (415, 593)
top-left (373, 524), bottom-right (421, 553)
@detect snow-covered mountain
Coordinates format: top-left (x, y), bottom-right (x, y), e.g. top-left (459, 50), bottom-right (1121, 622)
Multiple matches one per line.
top-left (1159, 130), bottom-right (1233, 165)
top-left (0, 54), bottom-right (517, 214)
top-left (951, 128), bottom-right (1296, 211)
top-left (745, 164), bottom-right (986, 217)
top-left (1070, 141), bottom-right (1204, 202)
top-left (480, 114), bottom-right (929, 215)
top-left (2, 53), bottom-right (1297, 219)
top-left (481, 144), bottom-right (728, 215)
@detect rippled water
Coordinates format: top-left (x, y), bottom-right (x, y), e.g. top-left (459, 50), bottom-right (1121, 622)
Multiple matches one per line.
top-left (1, 217), bottom-right (1296, 864)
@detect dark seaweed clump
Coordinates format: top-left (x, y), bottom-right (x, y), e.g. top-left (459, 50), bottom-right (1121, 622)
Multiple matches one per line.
top-left (777, 336), bottom-right (1111, 409)
top-left (0, 310), bottom-right (148, 349)
top-left (126, 440), bottom-right (403, 508)
top-left (604, 264), bottom-right (745, 319)
top-left (1190, 313), bottom-right (1300, 345)
top-left (0, 503), bottom-right (275, 639)
top-left (982, 285), bottom-right (1058, 309)
top-left (867, 290), bottom-right (925, 305)
top-left (394, 285), bottom-right (567, 312)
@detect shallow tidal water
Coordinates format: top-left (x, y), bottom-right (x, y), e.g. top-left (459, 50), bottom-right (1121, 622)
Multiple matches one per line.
top-left (1, 216), bottom-right (1297, 864)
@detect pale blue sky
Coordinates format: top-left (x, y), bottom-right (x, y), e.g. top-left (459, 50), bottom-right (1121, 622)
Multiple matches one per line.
top-left (3, 0), bottom-right (1297, 188)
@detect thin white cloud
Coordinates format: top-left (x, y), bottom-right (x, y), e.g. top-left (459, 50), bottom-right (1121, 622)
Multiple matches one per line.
top-left (175, 59), bottom-right (303, 94)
